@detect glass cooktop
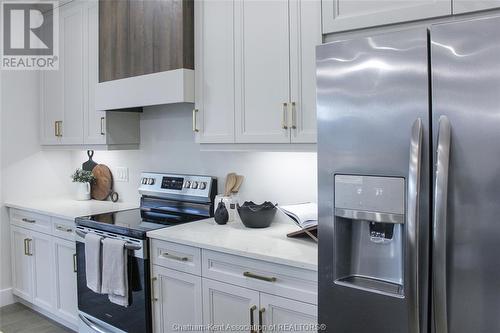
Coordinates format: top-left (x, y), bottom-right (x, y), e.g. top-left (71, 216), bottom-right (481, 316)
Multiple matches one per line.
top-left (75, 208), bottom-right (199, 239)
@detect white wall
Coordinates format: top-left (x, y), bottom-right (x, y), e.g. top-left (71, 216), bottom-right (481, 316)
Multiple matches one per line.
top-left (0, 71), bottom-right (73, 302)
top-left (72, 104), bottom-right (318, 205)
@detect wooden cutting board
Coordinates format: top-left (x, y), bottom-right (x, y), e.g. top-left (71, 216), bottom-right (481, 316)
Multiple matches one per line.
top-left (91, 164), bottom-right (113, 200)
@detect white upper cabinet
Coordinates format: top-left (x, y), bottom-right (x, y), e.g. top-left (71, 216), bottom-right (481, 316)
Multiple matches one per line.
top-left (322, 0), bottom-right (451, 33)
top-left (40, 0), bottom-right (139, 149)
top-left (194, 0), bottom-right (235, 143)
top-left (195, 0), bottom-right (320, 144)
top-left (234, 0), bottom-right (291, 143)
top-left (453, 0), bottom-right (500, 13)
top-left (290, 0), bottom-right (321, 143)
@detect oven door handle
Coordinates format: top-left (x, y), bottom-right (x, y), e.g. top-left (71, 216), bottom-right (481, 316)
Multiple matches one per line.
top-left (79, 314), bottom-right (113, 333)
top-left (75, 229), bottom-right (142, 251)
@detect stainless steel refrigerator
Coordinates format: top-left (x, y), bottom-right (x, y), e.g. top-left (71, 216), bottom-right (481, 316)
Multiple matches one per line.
top-left (317, 15), bottom-right (500, 333)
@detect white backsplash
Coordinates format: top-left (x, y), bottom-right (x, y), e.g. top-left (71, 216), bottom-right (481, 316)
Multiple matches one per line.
top-left (72, 104), bottom-right (318, 205)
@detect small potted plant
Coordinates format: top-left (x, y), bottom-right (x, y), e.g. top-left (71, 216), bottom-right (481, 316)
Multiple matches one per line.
top-left (71, 169), bottom-right (95, 200)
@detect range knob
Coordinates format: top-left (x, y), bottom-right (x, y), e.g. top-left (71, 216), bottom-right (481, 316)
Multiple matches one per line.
top-left (147, 178), bottom-right (155, 185)
top-left (191, 181), bottom-right (199, 189)
top-left (141, 178), bottom-right (147, 184)
top-left (184, 181), bottom-right (191, 188)
top-left (199, 182), bottom-right (207, 190)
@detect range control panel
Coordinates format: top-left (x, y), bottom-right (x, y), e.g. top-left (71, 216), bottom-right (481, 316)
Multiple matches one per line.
top-left (139, 172), bottom-right (215, 200)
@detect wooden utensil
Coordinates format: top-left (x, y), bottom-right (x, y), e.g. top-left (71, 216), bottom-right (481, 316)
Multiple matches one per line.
top-left (232, 175), bottom-right (244, 193)
top-left (91, 164), bottom-right (113, 200)
top-left (224, 173), bottom-right (237, 196)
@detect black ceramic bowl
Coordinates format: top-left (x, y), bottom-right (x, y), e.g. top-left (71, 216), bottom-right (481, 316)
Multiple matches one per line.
top-left (237, 201), bottom-right (277, 228)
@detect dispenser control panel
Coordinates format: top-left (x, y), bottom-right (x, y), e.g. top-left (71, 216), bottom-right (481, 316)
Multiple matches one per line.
top-left (334, 175), bottom-right (405, 216)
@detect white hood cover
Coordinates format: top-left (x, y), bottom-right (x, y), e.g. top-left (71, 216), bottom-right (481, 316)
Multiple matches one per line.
top-left (96, 69), bottom-right (194, 111)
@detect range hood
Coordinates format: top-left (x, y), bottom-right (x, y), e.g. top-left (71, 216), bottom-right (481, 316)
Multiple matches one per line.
top-left (96, 0), bottom-right (194, 111)
top-left (95, 69), bottom-right (194, 111)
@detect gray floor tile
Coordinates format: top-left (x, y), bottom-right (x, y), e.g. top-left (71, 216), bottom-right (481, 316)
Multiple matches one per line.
top-left (0, 303), bottom-right (74, 333)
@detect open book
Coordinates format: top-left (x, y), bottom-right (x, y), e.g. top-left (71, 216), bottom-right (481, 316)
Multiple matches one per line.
top-left (278, 203), bottom-right (318, 229)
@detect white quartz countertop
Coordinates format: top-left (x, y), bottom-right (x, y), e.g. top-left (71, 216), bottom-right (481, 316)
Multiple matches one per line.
top-left (147, 216), bottom-right (318, 271)
top-left (4, 198), bottom-right (139, 220)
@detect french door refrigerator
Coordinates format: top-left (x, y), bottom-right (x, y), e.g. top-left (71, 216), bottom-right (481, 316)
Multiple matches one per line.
top-left (317, 15), bottom-right (500, 333)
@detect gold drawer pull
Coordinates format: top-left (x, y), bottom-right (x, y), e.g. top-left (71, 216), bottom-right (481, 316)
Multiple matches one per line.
top-left (56, 225), bottom-right (73, 233)
top-left (161, 252), bottom-right (189, 262)
top-left (73, 254), bottom-right (77, 273)
top-left (243, 271), bottom-right (277, 282)
top-left (192, 109), bottom-right (199, 132)
top-left (22, 218), bottom-right (36, 223)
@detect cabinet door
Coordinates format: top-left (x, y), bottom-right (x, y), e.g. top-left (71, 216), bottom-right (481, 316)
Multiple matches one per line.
top-left (60, 1), bottom-right (85, 144)
top-left (234, 0), bottom-right (291, 143)
top-left (260, 293), bottom-right (317, 332)
top-left (31, 231), bottom-right (55, 311)
top-left (10, 226), bottom-right (33, 301)
top-left (453, 0), bottom-right (500, 13)
top-left (203, 278), bottom-right (260, 332)
top-left (40, 10), bottom-right (63, 145)
top-left (322, 0), bottom-right (450, 33)
top-left (53, 238), bottom-right (78, 325)
top-left (290, 0), bottom-right (321, 143)
top-left (194, 0), bottom-right (235, 143)
top-left (84, 0), bottom-right (106, 145)
top-left (152, 266), bottom-right (202, 333)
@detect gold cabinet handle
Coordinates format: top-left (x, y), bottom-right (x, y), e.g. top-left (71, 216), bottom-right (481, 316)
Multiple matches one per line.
top-left (291, 101), bottom-right (297, 129)
top-left (282, 103), bottom-right (288, 129)
top-left (258, 307), bottom-right (265, 333)
top-left (250, 305), bottom-right (257, 333)
top-left (152, 277), bottom-right (158, 302)
top-left (55, 121), bottom-right (63, 137)
top-left (26, 239), bottom-right (33, 256)
top-left (23, 238), bottom-right (29, 256)
top-left (73, 253), bottom-right (77, 273)
top-left (100, 117), bottom-right (105, 135)
top-left (243, 271), bottom-right (277, 282)
top-left (192, 109), bottom-right (199, 132)
top-left (22, 218), bottom-right (36, 223)
top-left (161, 252), bottom-right (189, 262)
top-left (56, 224), bottom-right (73, 233)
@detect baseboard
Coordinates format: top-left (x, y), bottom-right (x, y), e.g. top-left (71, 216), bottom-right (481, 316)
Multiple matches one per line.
top-left (0, 287), bottom-right (14, 307)
top-left (17, 298), bottom-right (78, 332)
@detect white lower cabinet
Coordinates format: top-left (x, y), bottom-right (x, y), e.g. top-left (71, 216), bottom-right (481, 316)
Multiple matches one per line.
top-left (453, 0), bottom-right (500, 13)
top-left (202, 278), bottom-right (260, 332)
top-left (260, 293), bottom-right (317, 332)
top-left (53, 237), bottom-right (78, 324)
top-left (10, 226), bottom-right (33, 301)
top-left (151, 240), bottom-right (318, 333)
top-left (31, 231), bottom-right (55, 311)
top-left (152, 265), bottom-right (203, 333)
top-left (9, 212), bottom-right (77, 330)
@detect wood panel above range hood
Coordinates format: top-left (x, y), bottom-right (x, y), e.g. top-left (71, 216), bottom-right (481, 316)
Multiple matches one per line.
top-left (96, 0), bottom-right (194, 111)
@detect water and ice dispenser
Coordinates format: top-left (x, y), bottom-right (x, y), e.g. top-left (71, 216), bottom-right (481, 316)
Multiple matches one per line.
top-left (334, 175), bottom-right (405, 297)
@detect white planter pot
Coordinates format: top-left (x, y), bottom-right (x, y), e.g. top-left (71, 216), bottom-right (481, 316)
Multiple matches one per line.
top-left (74, 182), bottom-right (91, 201)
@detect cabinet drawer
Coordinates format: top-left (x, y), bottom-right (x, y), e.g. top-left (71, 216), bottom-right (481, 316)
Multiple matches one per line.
top-left (51, 217), bottom-right (76, 241)
top-left (10, 209), bottom-right (51, 234)
top-left (150, 240), bottom-right (201, 276)
top-left (202, 250), bottom-right (317, 305)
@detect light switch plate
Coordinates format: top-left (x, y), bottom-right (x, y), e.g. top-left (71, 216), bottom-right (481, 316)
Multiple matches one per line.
top-left (114, 167), bottom-right (129, 182)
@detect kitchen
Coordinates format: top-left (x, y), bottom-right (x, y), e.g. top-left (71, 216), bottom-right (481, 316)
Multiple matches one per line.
top-left (1, 0), bottom-right (500, 333)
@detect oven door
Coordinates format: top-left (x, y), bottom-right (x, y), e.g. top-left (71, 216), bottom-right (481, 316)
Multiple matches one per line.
top-left (76, 237), bottom-right (152, 333)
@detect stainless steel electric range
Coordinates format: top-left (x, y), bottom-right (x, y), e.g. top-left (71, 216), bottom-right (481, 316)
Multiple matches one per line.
top-left (75, 172), bottom-right (217, 333)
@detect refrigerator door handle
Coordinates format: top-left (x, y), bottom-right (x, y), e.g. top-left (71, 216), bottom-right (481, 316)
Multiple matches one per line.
top-left (407, 118), bottom-right (423, 333)
top-left (433, 115), bottom-right (451, 333)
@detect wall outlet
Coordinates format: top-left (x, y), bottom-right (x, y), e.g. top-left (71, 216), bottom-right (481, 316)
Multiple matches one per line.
top-left (114, 167), bottom-right (129, 182)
